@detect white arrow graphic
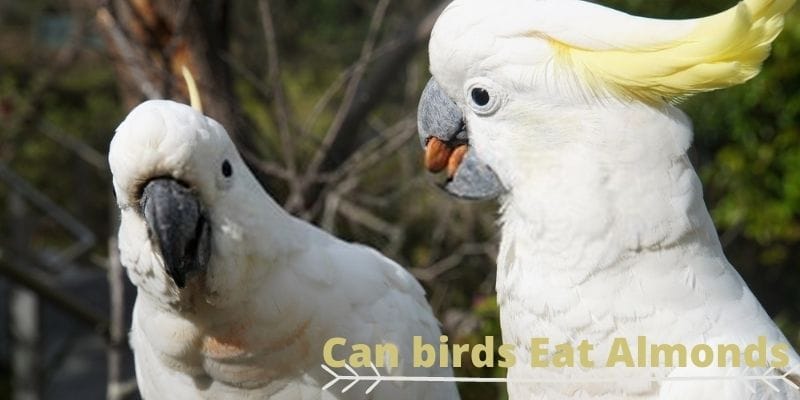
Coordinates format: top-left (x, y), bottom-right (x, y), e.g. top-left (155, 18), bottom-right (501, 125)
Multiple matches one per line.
top-left (322, 363), bottom-right (800, 395)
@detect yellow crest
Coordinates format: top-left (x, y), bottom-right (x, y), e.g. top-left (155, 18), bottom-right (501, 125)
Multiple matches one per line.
top-left (552, 0), bottom-right (795, 103)
top-left (181, 65), bottom-right (204, 113)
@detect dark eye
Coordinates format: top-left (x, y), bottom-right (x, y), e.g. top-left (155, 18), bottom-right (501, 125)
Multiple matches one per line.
top-left (466, 80), bottom-right (503, 115)
top-left (222, 160), bottom-right (232, 177)
top-left (471, 87), bottom-right (490, 107)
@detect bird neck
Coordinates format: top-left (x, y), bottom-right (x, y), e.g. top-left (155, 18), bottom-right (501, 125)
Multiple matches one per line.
top-left (496, 102), bottom-right (724, 282)
top-left (196, 175), bottom-right (309, 311)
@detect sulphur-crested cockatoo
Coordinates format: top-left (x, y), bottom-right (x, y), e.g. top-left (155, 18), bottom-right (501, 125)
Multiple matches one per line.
top-left (109, 100), bottom-right (459, 400)
top-left (417, 0), bottom-right (800, 398)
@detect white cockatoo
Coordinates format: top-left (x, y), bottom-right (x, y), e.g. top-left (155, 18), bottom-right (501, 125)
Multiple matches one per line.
top-left (109, 100), bottom-right (459, 400)
top-left (417, 0), bottom-right (800, 398)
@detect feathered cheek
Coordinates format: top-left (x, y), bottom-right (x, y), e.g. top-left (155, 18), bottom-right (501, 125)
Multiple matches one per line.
top-left (117, 211), bottom-right (149, 269)
top-left (464, 118), bottom-right (500, 157)
top-left (118, 213), bottom-right (169, 294)
top-left (202, 221), bottom-right (246, 306)
top-left (472, 118), bottom-right (524, 181)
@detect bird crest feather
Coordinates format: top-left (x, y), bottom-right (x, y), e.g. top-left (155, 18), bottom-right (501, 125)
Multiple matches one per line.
top-left (543, 0), bottom-right (795, 103)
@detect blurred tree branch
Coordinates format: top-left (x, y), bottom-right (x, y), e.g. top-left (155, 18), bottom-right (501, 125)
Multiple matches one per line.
top-left (94, 0), bottom-right (251, 148)
top-left (0, 163), bottom-right (108, 340)
top-left (292, 0), bottom-right (392, 211)
top-left (258, 0), bottom-right (298, 179)
top-left (295, 1), bottom-right (448, 215)
top-left (4, 11), bottom-right (90, 162)
top-left (0, 256), bottom-right (110, 341)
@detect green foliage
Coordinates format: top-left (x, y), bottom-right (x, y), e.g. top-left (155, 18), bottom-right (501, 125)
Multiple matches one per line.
top-left (692, 12), bottom-right (800, 248)
top-left (685, 10), bottom-right (800, 352)
top-left (455, 296), bottom-right (507, 400)
top-left (1, 55), bottom-right (122, 247)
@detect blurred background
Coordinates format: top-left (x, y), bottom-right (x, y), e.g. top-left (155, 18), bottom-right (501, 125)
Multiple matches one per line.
top-left (0, 0), bottom-right (798, 399)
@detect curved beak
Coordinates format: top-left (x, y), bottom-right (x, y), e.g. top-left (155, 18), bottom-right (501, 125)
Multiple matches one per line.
top-left (140, 178), bottom-right (211, 288)
top-left (417, 78), bottom-right (504, 200)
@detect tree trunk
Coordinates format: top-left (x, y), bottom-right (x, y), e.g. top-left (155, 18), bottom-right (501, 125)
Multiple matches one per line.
top-left (95, 0), bottom-right (252, 148)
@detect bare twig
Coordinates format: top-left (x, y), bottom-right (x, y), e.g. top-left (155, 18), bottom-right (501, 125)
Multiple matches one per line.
top-left (318, 115), bottom-right (416, 184)
top-left (108, 379), bottom-right (138, 400)
top-left (107, 212), bottom-right (130, 400)
top-left (240, 148), bottom-right (293, 181)
top-left (220, 52), bottom-right (274, 103)
top-left (8, 192), bottom-right (42, 400)
top-left (307, 116), bottom-right (416, 225)
top-left (258, 0), bottom-right (297, 175)
top-left (41, 122), bottom-right (108, 171)
top-left (411, 243), bottom-right (495, 282)
top-left (430, 281), bottom-right (451, 316)
top-left (0, 255), bottom-right (109, 340)
top-left (301, 69), bottom-right (351, 139)
top-left (427, 202), bottom-right (456, 262)
top-left (295, 1), bottom-right (448, 212)
top-left (107, 193), bottom-right (126, 400)
top-left (321, 179), bottom-right (359, 232)
top-left (336, 197), bottom-right (405, 255)
top-left (0, 163), bottom-right (96, 268)
top-left (96, 7), bottom-right (162, 99)
top-left (301, 34), bottom-right (432, 138)
top-left (302, 0), bottom-right (392, 183)
top-left (6, 13), bottom-right (90, 147)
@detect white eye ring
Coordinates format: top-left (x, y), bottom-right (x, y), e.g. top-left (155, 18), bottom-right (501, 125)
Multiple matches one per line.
top-left (464, 78), bottom-right (505, 116)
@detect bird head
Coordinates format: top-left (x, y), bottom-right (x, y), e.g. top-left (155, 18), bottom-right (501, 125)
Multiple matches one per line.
top-left (418, 0), bottom-right (793, 199)
top-left (109, 100), bottom-right (257, 305)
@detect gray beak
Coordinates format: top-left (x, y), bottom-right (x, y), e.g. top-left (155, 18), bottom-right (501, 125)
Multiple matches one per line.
top-left (417, 78), bottom-right (504, 200)
top-left (141, 178), bottom-right (211, 288)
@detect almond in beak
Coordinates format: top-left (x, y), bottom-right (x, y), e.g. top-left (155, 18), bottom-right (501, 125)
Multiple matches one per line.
top-left (447, 145), bottom-right (468, 179)
top-left (425, 137), bottom-right (453, 173)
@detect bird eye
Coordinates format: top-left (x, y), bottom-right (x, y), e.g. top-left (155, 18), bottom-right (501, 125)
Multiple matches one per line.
top-left (221, 160), bottom-right (232, 177)
top-left (465, 79), bottom-right (504, 116)
top-left (471, 88), bottom-right (490, 106)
